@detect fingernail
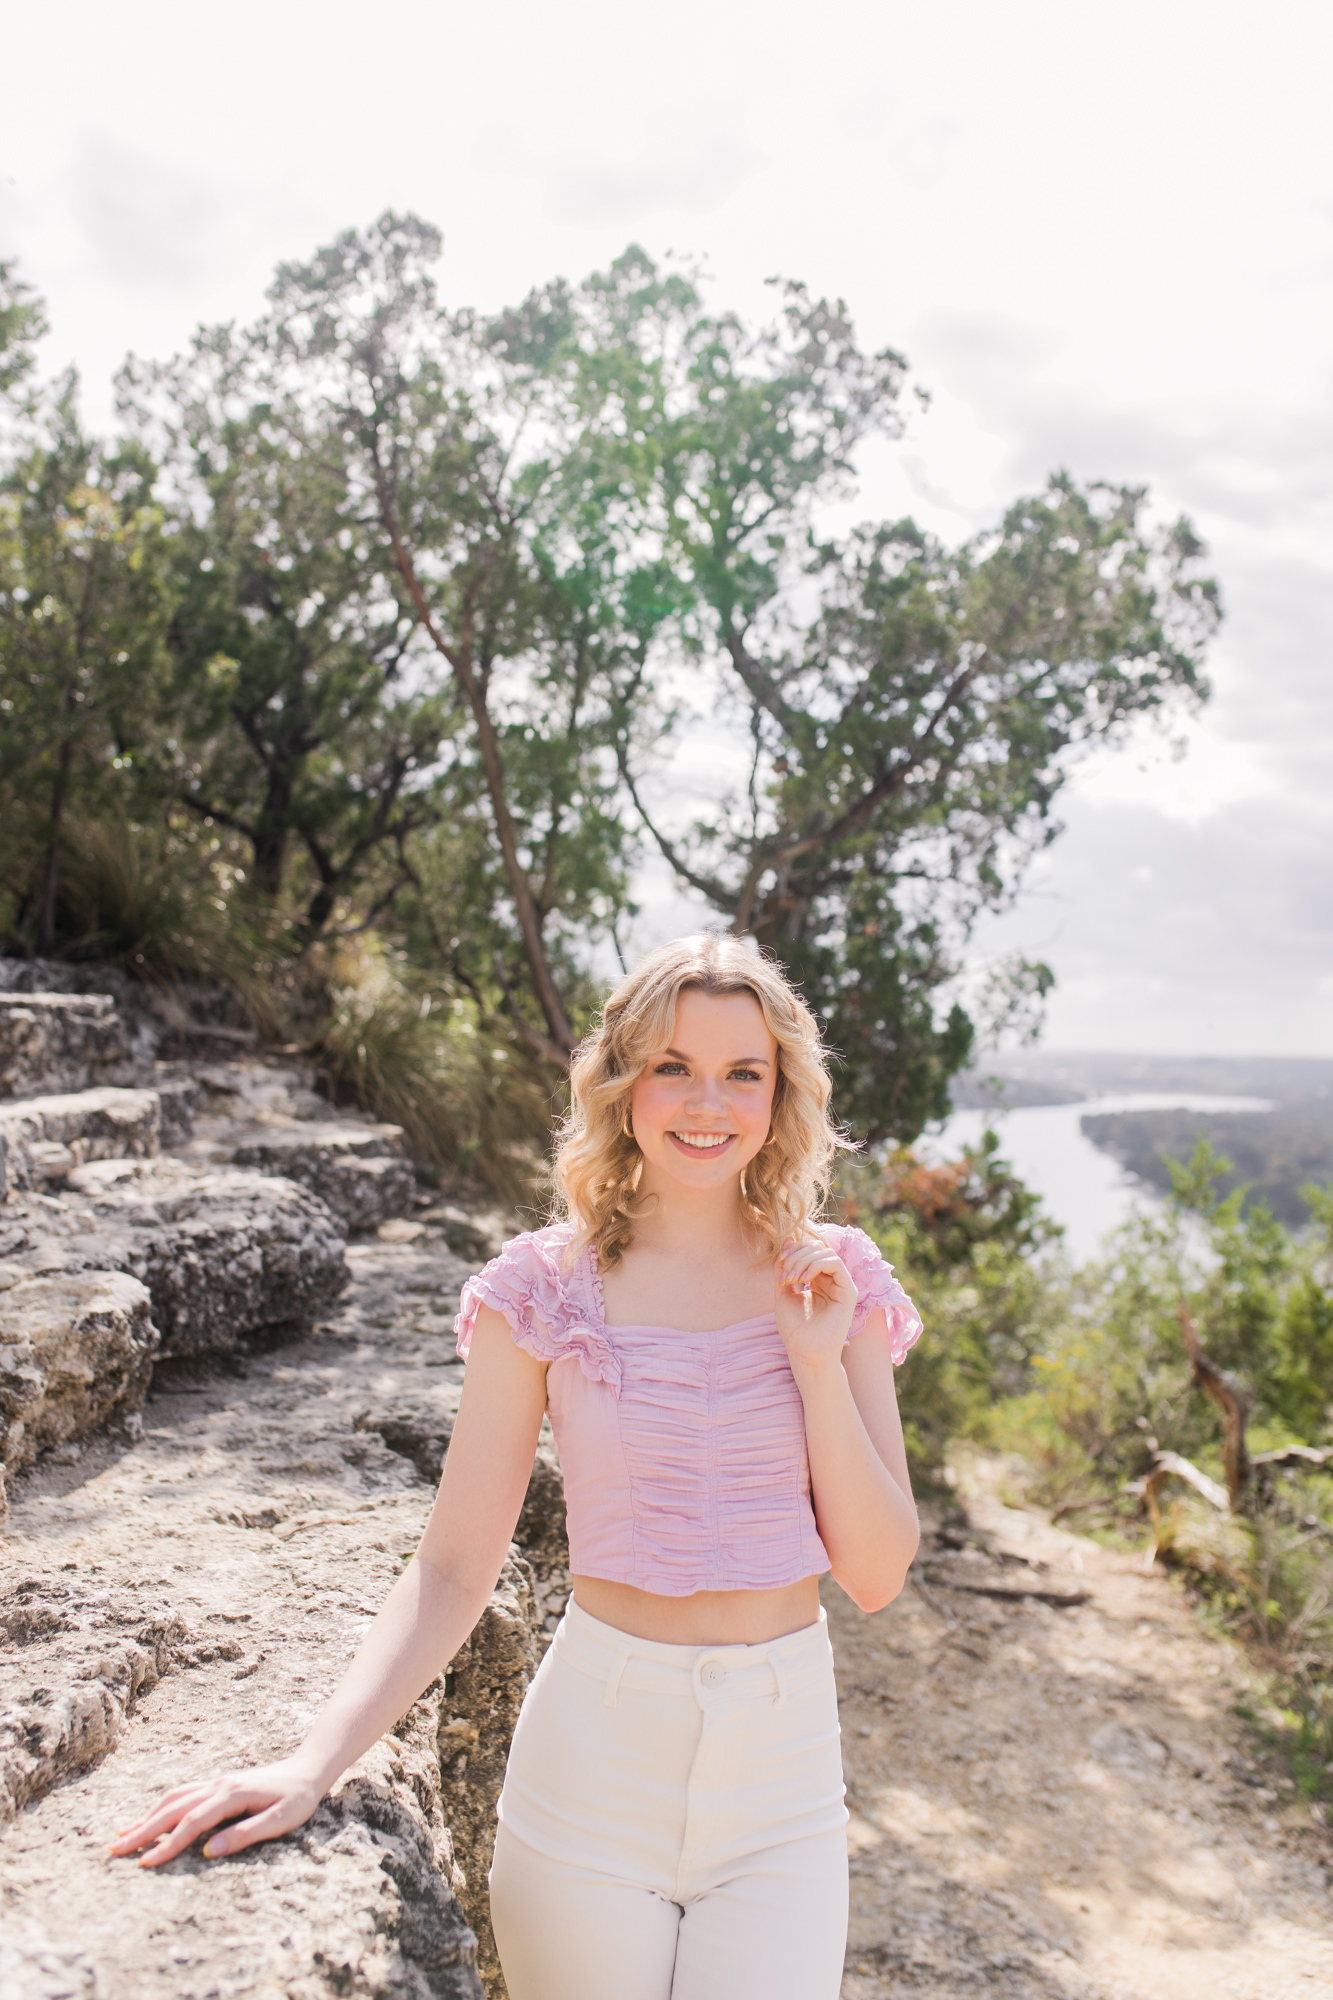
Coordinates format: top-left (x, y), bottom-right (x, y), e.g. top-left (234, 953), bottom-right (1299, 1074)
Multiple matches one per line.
top-left (203, 1840), bottom-right (223, 1859)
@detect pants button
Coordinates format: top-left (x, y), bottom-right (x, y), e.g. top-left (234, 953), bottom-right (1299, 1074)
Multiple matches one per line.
top-left (700, 1660), bottom-right (726, 1690)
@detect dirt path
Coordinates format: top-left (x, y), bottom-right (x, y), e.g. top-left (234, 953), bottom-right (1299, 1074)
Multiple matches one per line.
top-left (830, 1461), bottom-right (1333, 1999)
top-left (6, 1174), bottom-right (1333, 1996)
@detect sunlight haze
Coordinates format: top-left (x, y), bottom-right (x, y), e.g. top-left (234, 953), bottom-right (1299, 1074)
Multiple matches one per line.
top-left (4, 0), bottom-right (1329, 1052)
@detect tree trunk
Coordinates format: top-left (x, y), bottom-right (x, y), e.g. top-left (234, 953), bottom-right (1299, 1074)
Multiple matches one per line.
top-left (373, 487), bottom-right (576, 1056)
top-left (251, 772), bottom-right (295, 900)
top-left (38, 726), bottom-right (74, 952)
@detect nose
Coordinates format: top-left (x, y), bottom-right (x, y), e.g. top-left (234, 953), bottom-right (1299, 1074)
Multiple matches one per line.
top-left (685, 1073), bottom-right (726, 1114)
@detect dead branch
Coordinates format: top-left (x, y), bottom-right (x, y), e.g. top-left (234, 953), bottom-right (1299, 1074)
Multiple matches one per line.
top-left (1252, 1444), bottom-right (1333, 1472)
top-left (921, 1571), bottom-right (1091, 1609)
top-left (1179, 1303), bottom-right (1252, 1508)
top-left (1133, 1450), bottom-right (1231, 1522)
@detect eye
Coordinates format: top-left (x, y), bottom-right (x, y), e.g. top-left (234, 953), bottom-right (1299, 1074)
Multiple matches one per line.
top-left (729, 1067), bottom-right (763, 1083)
top-left (654, 1060), bottom-right (688, 1076)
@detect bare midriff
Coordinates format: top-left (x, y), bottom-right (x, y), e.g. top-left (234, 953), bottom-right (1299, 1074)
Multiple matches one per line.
top-left (571, 1573), bottom-right (822, 1646)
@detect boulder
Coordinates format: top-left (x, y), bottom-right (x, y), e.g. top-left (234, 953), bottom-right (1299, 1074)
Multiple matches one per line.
top-left (66, 1158), bottom-right (349, 1358)
top-left (438, 1554), bottom-right (543, 1996)
top-left (0, 1270), bottom-right (157, 1494)
top-left (0, 1568), bottom-right (486, 1998)
top-left (0, 1086), bottom-right (161, 1194)
top-left (0, 992), bottom-right (128, 1099)
top-left (229, 1121), bottom-right (419, 1232)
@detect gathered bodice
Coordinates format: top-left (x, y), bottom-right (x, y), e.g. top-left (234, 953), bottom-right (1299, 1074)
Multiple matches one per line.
top-left (454, 1221), bottom-right (921, 1595)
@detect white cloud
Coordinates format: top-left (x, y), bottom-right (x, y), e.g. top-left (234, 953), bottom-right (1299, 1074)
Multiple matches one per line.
top-left (544, 130), bottom-right (761, 225)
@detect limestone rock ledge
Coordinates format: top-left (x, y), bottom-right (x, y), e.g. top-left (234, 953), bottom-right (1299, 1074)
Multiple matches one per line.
top-left (66, 1158), bottom-right (350, 1358)
top-left (0, 992), bottom-right (129, 1099)
top-left (229, 1122), bottom-right (419, 1233)
top-left (0, 1922), bottom-right (105, 2000)
top-left (0, 1557), bottom-right (555, 1998)
top-left (0, 1575), bottom-right (212, 1821)
top-left (438, 1556), bottom-right (543, 1994)
top-left (0, 1085), bottom-right (162, 1196)
top-left (0, 1270), bottom-right (157, 1484)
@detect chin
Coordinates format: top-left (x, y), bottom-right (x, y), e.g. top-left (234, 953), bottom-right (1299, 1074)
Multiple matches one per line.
top-left (652, 1139), bottom-right (762, 1182)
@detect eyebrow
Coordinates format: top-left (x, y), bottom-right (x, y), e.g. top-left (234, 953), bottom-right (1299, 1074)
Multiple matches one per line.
top-left (661, 1047), bottom-right (772, 1067)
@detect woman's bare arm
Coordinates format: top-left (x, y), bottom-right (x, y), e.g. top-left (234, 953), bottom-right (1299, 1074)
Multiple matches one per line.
top-left (812, 1310), bottom-right (919, 1611)
top-left (110, 1308), bottom-right (546, 1867)
top-left (775, 1238), bottom-right (919, 1614)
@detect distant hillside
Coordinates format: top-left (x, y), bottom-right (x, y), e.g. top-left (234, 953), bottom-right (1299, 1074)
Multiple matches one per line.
top-left (951, 1050), bottom-right (1333, 1112)
top-left (1079, 1105), bottom-right (1333, 1227)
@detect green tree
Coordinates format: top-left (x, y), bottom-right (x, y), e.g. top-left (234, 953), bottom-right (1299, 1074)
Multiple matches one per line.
top-left (120, 334), bottom-right (458, 940)
top-left (7, 226), bottom-right (1221, 1132)
top-left (227, 215), bottom-right (640, 1053)
top-left (0, 261), bottom-right (48, 405)
top-left (549, 253), bottom-right (1220, 1136)
top-left (844, 1132), bottom-right (1069, 1475)
top-left (0, 382), bottom-right (173, 950)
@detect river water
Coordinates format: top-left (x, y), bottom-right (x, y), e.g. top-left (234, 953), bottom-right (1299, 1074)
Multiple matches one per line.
top-left (921, 1093), bottom-right (1271, 1263)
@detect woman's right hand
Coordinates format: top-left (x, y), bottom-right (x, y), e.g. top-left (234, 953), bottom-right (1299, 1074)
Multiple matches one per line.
top-left (108, 1757), bottom-right (325, 1867)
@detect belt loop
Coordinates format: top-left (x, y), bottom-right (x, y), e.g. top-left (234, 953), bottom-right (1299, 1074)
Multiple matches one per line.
top-left (769, 1650), bottom-right (789, 1710)
top-left (603, 1644), bottom-right (633, 1708)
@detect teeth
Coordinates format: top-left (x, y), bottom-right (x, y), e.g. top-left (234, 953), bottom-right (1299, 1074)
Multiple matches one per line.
top-left (672, 1132), bottom-right (732, 1150)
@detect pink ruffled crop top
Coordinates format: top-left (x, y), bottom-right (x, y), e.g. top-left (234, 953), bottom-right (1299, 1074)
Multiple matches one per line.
top-left (454, 1221), bottom-right (922, 1596)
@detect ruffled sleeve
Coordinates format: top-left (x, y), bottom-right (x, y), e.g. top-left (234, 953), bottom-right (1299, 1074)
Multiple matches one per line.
top-left (828, 1223), bottom-right (923, 1364)
top-left (454, 1225), bottom-right (622, 1391)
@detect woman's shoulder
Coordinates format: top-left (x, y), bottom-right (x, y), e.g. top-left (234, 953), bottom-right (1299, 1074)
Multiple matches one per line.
top-left (458, 1219), bottom-right (581, 1316)
top-left (817, 1219), bottom-right (888, 1275)
top-left (454, 1221), bottom-right (620, 1385)
top-left (819, 1221), bottom-right (923, 1360)
top-left (490, 1218), bottom-right (580, 1272)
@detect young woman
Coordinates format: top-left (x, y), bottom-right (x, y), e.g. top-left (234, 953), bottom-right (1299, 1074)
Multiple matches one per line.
top-left (112, 933), bottom-right (922, 1999)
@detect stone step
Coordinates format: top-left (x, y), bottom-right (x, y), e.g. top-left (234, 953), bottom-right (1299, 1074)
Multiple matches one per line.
top-left (0, 992), bottom-right (128, 1100)
top-left (0, 1087), bottom-right (162, 1197)
top-left (227, 1122), bottom-right (419, 1231)
top-left (64, 1159), bottom-right (351, 1361)
top-left (0, 1270), bottom-right (156, 1492)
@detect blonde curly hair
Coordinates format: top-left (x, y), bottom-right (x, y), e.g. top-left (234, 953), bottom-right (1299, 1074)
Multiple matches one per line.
top-left (555, 932), bottom-right (846, 1269)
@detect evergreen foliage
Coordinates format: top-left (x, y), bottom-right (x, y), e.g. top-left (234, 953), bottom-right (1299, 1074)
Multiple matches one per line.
top-left (1, 218), bottom-right (1219, 1143)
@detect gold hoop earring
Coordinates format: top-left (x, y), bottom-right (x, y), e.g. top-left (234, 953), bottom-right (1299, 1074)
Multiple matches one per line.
top-left (622, 1111), bottom-right (635, 1140)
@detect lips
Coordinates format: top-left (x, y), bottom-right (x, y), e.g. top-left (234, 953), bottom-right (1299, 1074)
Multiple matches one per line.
top-left (668, 1130), bottom-right (736, 1154)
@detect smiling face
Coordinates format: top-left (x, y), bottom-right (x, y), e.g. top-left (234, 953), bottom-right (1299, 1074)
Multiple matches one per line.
top-left (628, 986), bottom-right (779, 1195)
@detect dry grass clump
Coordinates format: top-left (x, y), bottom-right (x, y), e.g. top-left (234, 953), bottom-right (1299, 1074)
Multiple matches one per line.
top-left (316, 942), bottom-right (557, 1208)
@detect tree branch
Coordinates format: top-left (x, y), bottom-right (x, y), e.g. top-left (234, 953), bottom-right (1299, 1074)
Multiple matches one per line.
top-left (1179, 1303), bottom-right (1252, 1509)
top-left (613, 739), bottom-right (737, 911)
top-left (763, 652), bottom-right (987, 871)
top-left (371, 441), bottom-right (575, 1056)
top-left (490, 950), bottom-right (574, 1068)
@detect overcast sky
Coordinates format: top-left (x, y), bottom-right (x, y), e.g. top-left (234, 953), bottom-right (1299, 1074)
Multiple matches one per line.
top-left (4, 0), bottom-right (1330, 1055)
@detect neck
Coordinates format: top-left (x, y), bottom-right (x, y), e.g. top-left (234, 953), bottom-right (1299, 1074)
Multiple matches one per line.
top-left (630, 1168), bottom-right (756, 1260)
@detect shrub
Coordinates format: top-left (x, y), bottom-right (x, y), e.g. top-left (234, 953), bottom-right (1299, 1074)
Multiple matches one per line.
top-left (316, 941), bottom-right (557, 1208)
top-left (839, 1130), bottom-right (1070, 1481)
top-left (48, 817), bottom-right (244, 981)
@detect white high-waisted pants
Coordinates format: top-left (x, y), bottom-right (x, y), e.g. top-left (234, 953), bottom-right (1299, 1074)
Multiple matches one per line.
top-left (488, 1598), bottom-right (849, 2000)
